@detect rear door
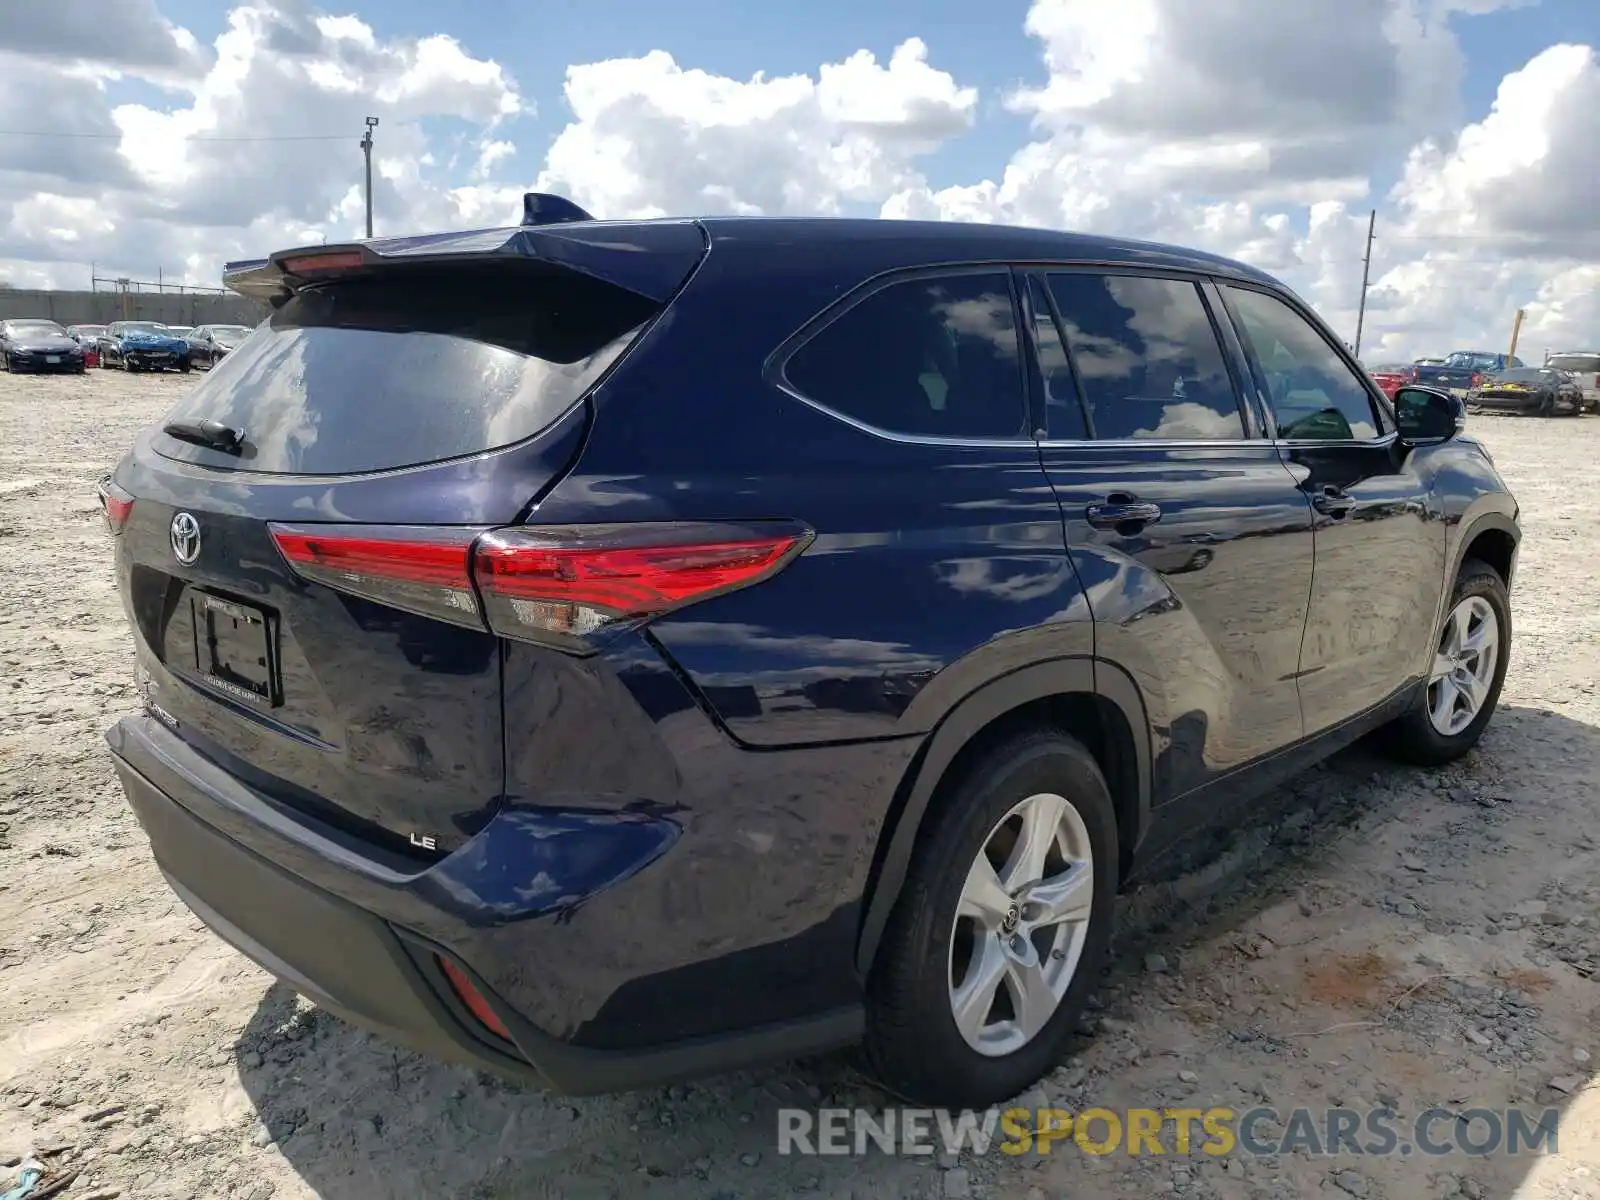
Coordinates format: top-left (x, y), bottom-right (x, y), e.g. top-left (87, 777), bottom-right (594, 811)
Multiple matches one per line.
top-left (110, 255), bottom-right (684, 857)
top-left (1215, 282), bottom-right (1445, 734)
top-left (1027, 268), bottom-right (1315, 802)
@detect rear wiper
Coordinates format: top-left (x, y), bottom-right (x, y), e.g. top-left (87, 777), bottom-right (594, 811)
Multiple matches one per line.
top-left (163, 418), bottom-right (245, 454)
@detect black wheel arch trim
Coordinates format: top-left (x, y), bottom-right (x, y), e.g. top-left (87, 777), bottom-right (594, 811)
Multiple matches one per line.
top-left (1453, 509), bottom-right (1520, 586)
top-left (855, 655), bottom-right (1152, 977)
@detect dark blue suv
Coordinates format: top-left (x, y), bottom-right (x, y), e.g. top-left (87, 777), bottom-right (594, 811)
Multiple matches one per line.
top-left (100, 196), bottom-right (1519, 1108)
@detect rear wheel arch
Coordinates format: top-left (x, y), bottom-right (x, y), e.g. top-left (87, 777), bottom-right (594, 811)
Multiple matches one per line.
top-left (855, 658), bottom-right (1151, 977)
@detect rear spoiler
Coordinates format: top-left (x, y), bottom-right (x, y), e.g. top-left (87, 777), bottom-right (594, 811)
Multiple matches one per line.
top-left (223, 194), bottom-right (702, 307)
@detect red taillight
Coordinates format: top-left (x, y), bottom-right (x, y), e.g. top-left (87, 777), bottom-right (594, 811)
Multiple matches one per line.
top-left (97, 479), bottom-right (135, 534)
top-left (280, 250), bottom-right (364, 275)
top-left (437, 956), bottom-right (512, 1041)
top-left (1593, 374), bottom-right (1599, 389)
top-left (473, 524), bottom-right (809, 644)
top-left (267, 521), bottom-right (811, 648)
top-left (269, 524), bottom-right (482, 628)
top-left (1471, 373), bottom-right (1483, 387)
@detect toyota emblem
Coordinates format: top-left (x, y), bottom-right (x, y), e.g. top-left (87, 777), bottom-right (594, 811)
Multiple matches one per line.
top-left (170, 512), bottom-right (201, 565)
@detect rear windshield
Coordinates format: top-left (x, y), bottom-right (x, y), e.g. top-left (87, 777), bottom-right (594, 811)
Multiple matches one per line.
top-left (1490, 369), bottom-right (1550, 383)
top-left (1547, 354), bottom-right (1600, 375)
top-left (154, 265), bottom-right (659, 475)
top-left (1445, 352), bottom-right (1502, 369)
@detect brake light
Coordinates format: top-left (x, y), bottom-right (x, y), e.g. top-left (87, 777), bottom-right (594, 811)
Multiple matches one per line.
top-left (280, 250), bottom-right (364, 276)
top-left (269, 524), bottom-right (482, 628)
top-left (267, 521), bottom-right (812, 648)
top-left (474, 523), bottom-right (811, 646)
top-left (97, 479), bottom-right (135, 534)
top-left (437, 956), bottom-right (512, 1041)
top-left (1471, 373), bottom-right (1483, 388)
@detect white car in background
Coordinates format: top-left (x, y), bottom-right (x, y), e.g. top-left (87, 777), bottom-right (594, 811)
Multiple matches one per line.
top-left (1545, 351), bottom-right (1600, 413)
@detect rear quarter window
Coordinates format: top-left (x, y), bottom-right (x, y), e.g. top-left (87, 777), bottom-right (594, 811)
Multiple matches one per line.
top-left (782, 271), bottom-right (1029, 441)
top-left (154, 265), bottom-right (658, 475)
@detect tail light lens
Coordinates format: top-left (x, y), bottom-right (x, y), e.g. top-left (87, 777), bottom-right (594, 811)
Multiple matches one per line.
top-left (269, 521), bottom-right (812, 650)
top-left (474, 523), bottom-right (810, 647)
top-left (1471, 373), bottom-right (1483, 388)
top-left (97, 478), bottom-right (135, 534)
top-left (269, 525), bottom-right (482, 628)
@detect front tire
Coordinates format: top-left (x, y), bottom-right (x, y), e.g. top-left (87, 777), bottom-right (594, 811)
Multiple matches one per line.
top-left (864, 730), bottom-right (1117, 1108)
top-left (1376, 559), bottom-right (1510, 766)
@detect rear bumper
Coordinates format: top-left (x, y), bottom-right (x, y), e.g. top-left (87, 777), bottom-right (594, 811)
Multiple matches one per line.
top-left (107, 712), bottom-right (869, 1093)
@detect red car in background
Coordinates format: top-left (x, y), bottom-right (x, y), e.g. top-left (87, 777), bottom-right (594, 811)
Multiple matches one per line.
top-left (1366, 362), bottom-right (1417, 399)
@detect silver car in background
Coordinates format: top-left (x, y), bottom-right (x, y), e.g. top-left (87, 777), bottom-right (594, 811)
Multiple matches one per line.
top-left (1545, 351), bottom-right (1600, 413)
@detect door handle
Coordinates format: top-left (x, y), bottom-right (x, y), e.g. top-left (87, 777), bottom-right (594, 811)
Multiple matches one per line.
top-left (1085, 495), bottom-right (1162, 530)
top-left (1311, 486), bottom-right (1354, 518)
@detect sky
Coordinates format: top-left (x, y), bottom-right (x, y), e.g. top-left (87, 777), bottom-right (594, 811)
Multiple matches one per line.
top-left (0, 0), bottom-right (1595, 362)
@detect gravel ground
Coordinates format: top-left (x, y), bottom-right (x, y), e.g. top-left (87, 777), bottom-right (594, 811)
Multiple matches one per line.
top-left (1, 368), bottom-right (1597, 1200)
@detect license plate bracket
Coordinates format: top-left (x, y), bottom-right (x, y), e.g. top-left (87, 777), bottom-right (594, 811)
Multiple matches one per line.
top-left (193, 591), bottom-right (278, 705)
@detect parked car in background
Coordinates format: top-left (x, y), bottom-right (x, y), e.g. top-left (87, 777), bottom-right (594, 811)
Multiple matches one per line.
top-left (1366, 362), bottom-right (1417, 399)
top-left (185, 324), bottom-right (254, 369)
top-left (66, 324), bottom-right (107, 368)
top-left (1419, 350), bottom-right (1525, 398)
top-left (100, 321), bottom-right (192, 373)
top-left (102, 196), bottom-right (1521, 1109)
top-left (1544, 351), bottom-right (1600, 413)
top-left (1, 318), bottom-right (86, 373)
top-left (1468, 366), bottom-right (1584, 416)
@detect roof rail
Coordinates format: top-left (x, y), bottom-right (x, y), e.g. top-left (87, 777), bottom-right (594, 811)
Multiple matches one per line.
top-left (521, 193), bottom-right (595, 227)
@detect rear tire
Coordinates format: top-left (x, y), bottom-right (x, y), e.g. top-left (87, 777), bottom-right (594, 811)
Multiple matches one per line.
top-left (863, 729), bottom-right (1117, 1108)
top-left (1376, 559), bottom-right (1510, 766)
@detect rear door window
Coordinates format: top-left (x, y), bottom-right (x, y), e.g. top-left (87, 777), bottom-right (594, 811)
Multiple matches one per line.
top-left (1222, 285), bottom-right (1382, 441)
top-left (154, 266), bottom-right (660, 474)
top-left (1044, 272), bottom-right (1244, 441)
top-left (783, 271), bottom-right (1029, 440)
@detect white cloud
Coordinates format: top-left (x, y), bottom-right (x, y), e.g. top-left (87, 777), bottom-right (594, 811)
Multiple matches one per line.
top-left (0, 0), bottom-right (1592, 365)
top-left (534, 38), bottom-right (976, 218)
top-left (0, 2), bottom-right (525, 287)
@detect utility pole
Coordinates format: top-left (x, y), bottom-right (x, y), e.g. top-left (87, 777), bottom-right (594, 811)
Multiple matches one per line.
top-left (1353, 208), bottom-right (1376, 360)
top-left (1507, 308), bottom-right (1526, 363)
top-left (360, 116), bottom-right (379, 239)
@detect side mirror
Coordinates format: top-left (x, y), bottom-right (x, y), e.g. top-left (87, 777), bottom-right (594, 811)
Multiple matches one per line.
top-left (1394, 385), bottom-right (1464, 442)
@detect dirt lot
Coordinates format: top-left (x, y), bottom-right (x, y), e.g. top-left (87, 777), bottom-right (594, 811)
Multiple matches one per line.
top-left (1, 368), bottom-right (1597, 1200)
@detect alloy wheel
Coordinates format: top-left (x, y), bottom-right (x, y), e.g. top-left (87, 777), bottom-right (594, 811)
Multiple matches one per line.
top-left (948, 791), bottom-right (1093, 1056)
top-left (1427, 595), bottom-right (1499, 736)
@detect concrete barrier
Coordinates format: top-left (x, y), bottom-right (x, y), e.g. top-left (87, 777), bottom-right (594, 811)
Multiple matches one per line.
top-left (0, 289), bottom-right (265, 327)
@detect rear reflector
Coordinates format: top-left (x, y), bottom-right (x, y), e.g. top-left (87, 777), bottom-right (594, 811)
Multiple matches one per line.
top-left (268, 524), bottom-right (483, 628)
top-left (436, 956), bottom-right (513, 1041)
top-left (268, 520), bottom-right (811, 649)
top-left (474, 523), bottom-right (811, 646)
top-left (97, 478), bottom-right (135, 534)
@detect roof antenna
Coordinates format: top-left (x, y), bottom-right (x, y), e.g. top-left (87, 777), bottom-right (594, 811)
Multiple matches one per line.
top-left (521, 193), bottom-right (595, 226)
